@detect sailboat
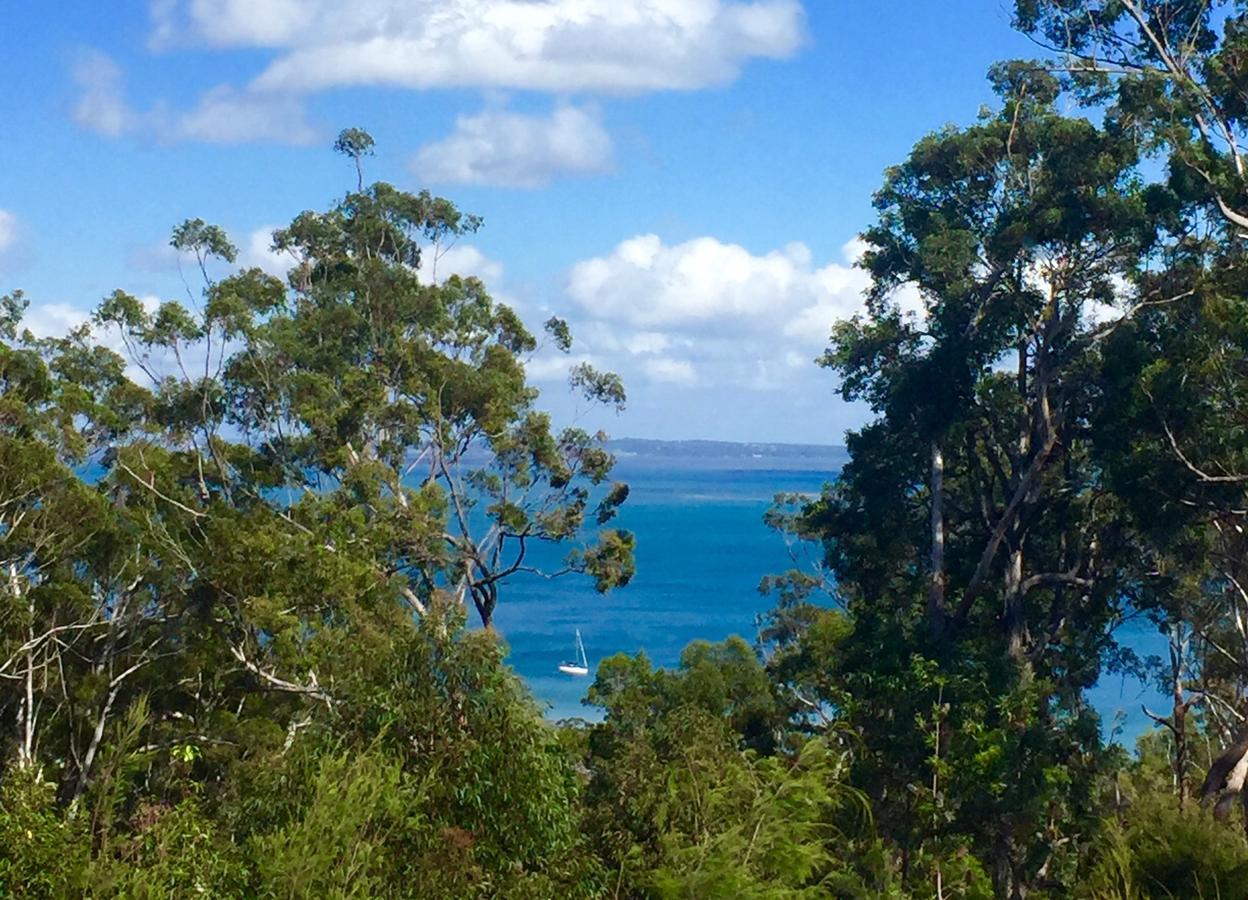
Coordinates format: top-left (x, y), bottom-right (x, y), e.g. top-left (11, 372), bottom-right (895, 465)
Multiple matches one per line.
top-left (558, 629), bottom-right (590, 677)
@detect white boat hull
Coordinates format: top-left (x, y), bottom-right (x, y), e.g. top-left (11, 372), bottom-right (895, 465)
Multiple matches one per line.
top-left (558, 664), bottom-right (589, 677)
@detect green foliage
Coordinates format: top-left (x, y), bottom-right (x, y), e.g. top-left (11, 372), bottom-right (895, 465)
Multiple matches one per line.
top-left (333, 127), bottom-right (375, 161)
top-left (170, 216), bottom-right (238, 265)
top-left (643, 739), bottom-right (873, 899)
top-left (250, 752), bottom-right (421, 898)
top-left (569, 361), bottom-right (627, 410)
top-left (544, 315), bottom-right (573, 352)
top-left (90, 798), bottom-right (250, 899)
top-left (334, 127), bottom-right (377, 190)
top-left (1086, 798), bottom-right (1248, 900)
top-left (0, 769), bottom-right (87, 897)
top-left (782, 72), bottom-right (1159, 896)
top-left (581, 641), bottom-right (893, 897)
top-left (10, 27), bottom-right (1248, 895)
top-left (0, 133), bottom-right (628, 897)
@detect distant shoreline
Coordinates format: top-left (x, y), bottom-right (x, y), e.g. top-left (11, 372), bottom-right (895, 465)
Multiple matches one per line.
top-left (436, 437), bottom-right (850, 473)
top-left (606, 438), bottom-right (849, 472)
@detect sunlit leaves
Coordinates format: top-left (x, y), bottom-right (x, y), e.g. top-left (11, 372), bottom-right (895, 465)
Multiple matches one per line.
top-left (171, 217), bottom-right (238, 265)
top-left (569, 363), bottom-right (626, 411)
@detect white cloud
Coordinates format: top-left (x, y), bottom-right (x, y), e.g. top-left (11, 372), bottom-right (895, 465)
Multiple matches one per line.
top-left (0, 210), bottom-right (17, 253)
top-left (155, 0), bottom-right (806, 95)
top-left (413, 105), bottom-right (612, 188)
top-left (72, 51), bottom-right (134, 137)
top-left (554, 233), bottom-right (929, 394)
top-left (413, 242), bottom-right (517, 315)
top-left (1021, 260), bottom-right (1130, 328)
top-left (1082, 293), bottom-right (1124, 327)
top-left (147, 0), bottom-right (181, 50)
top-left (177, 86), bottom-right (318, 145)
top-left (71, 50), bottom-right (318, 145)
top-left (126, 227), bottom-right (292, 278)
top-left (643, 357), bottom-right (696, 385)
top-left (17, 302), bottom-right (92, 340)
top-left (422, 244), bottom-right (505, 284)
top-left (567, 234), bottom-right (889, 338)
top-left (239, 227), bottom-right (297, 277)
top-left (525, 352), bottom-right (596, 382)
top-left (1086, 273), bottom-right (1133, 327)
top-left (153, 0), bottom-right (307, 48)
top-left (624, 332), bottom-right (671, 355)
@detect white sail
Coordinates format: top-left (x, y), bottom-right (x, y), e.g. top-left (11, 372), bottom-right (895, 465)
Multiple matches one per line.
top-left (558, 629), bottom-right (590, 676)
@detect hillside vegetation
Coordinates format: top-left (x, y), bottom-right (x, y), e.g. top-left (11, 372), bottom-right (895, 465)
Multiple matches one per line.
top-left (9, 3), bottom-right (1248, 896)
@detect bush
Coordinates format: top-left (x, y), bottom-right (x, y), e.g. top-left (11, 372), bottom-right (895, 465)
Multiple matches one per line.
top-left (1087, 796), bottom-right (1248, 899)
top-left (0, 768), bottom-right (87, 897)
top-left (87, 797), bottom-right (248, 898)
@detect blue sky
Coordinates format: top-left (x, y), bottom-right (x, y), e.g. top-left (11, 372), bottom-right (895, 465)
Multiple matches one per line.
top-left (0, 1), bottom-right (1038, 443)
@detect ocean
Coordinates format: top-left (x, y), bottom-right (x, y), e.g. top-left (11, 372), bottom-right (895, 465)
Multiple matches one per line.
top-left (491, 448), bottom-right (1167, 744)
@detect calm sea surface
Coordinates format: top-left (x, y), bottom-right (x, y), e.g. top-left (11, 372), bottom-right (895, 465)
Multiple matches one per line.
top-left (492, 460), bottom-right (1166, 743)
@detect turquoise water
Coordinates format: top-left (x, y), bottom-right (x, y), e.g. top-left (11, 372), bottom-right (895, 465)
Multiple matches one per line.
top-left (492, 462), bottom-right (1167, 743)
top-left (494, 465), bottom-right (831, 721)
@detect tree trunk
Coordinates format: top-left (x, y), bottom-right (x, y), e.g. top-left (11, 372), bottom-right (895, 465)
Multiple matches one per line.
top-left (12, 563), bottom-right (36, 770)
top-left (1173, 696), bottom-right (1189, 808)
top-left (927, 441), bottom-right (948, 640)
top-left (1169, 629), bottom-right (1190, 808)
top-left (992, 829), bottom-right (1013, 899)
top-left (1201, 727), bottom-right (1248, 819)
top-left (71, 685), bottom-right (120, 809)
top-left (992, 827), bottom-right (1030, 900)
top-left (472, 582), bottom-right (497, 630)
top-left (1003, 341), bottom-right (1031, 668)
top-left (1004, 544), bottom-right (1028, 665)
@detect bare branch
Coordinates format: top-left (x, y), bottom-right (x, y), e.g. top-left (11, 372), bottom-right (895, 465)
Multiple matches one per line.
top-left (228, 643), bottom-right (335, 706)
top-left (117, 463), bottom-right (209, 518)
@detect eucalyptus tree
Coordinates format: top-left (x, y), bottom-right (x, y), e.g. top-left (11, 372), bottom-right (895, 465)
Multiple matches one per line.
top-left (1014, 0), bottom-right (1248, 233)
top-left (0, 130), bottom-right (632, 811)
top-left (2, 280), bottom-right (614, 889)
top-left (1091, 231), bottom-right (1248, 816)
top-left (1013, 0), bottom-right (1248, 815)
top-left (785, 67), bottom-right (1179, 895)
top-left (333, 127), bottom-right (376, 193)
top-left (96, 132), bottom-right (633, 644)
top-left (0, 294), bottom-right (180, 808)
